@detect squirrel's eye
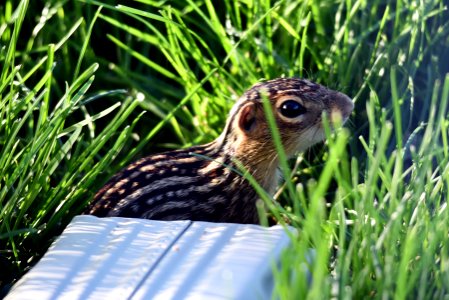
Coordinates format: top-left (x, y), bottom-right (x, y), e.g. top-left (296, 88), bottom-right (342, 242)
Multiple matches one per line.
top-left (279, 100), bottom-right (306, 118)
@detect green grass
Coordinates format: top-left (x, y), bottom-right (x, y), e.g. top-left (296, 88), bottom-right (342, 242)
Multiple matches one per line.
top-left (1, 0), bottom-right (449, 298)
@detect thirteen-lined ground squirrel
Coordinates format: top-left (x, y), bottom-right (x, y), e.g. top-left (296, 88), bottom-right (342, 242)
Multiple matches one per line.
top-left (85, 78), bottom-right (353, 224)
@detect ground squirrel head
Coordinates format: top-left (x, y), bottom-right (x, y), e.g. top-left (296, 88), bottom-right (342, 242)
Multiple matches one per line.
top-left (219, 77), bottom-right (354, 159)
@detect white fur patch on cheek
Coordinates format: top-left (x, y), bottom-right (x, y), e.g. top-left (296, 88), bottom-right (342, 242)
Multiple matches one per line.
top-left (295, 126), bottom-right (325, 152)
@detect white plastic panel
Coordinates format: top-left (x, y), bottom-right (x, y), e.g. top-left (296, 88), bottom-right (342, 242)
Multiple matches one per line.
top-left (6, 216), bottom-right (293, 300)
top-left (6, 216), bottom-right (190, 300)
top-left (132, 222), bottom-right (292, 300)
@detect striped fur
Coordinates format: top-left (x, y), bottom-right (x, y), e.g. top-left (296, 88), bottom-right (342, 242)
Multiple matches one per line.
top-left (86, 142), bottom-right (260, 223)
top-left (86, 77), bottom-right (353, 224)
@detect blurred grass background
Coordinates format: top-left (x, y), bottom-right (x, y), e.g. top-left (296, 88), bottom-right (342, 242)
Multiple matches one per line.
top-left (1, 0), bottom-right (449, 298)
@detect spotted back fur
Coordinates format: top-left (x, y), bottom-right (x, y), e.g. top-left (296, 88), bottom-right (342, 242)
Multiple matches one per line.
top-left (85, 78), bottom-right (353, 224)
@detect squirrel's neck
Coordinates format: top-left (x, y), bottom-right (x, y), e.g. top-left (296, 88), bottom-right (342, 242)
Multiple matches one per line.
top-left (211, 128), bottom-right (279, 195)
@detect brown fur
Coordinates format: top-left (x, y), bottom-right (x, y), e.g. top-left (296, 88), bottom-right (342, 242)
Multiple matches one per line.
top-left (86, 77), bottom-right (353, 223)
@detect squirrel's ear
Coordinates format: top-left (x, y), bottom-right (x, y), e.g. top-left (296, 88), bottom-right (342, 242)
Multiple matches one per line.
top-left (238, 102), bottom-right (257, 133)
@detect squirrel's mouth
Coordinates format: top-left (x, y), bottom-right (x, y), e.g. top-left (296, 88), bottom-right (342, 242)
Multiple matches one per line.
top-left (292, 92), bottom-right (353, 154)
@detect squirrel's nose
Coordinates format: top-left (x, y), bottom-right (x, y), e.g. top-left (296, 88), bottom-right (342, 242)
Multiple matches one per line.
top-left (332, 92), bottom-right (354, 121)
